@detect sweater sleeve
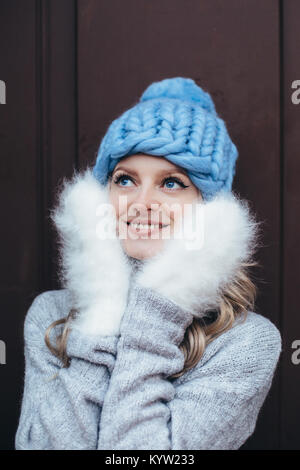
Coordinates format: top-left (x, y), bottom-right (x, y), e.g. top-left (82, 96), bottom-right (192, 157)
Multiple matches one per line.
top-left (15, 291), bottom-right (118, 450)
top-left (97, 282), bottom-right (282, 450)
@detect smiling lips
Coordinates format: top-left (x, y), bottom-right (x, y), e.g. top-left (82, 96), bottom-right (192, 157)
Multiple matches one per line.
top-left (123, 219), bottom-right (170, 235)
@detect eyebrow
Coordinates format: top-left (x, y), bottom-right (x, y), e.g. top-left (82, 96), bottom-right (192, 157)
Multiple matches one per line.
top-left (112, 166), bottom-right (189, 178)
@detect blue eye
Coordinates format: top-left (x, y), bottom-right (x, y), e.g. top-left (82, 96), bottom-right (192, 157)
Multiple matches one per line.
top-left (112, 173), bottom-right (189, 190)
top-left (163, 177), bottom-right (189, 189)
top-left (164, 180), bottom-right (178, 189)
top-left (113, 174), bottom-right (134, 187)
top-left (120, 177), bottom-right (132, 186)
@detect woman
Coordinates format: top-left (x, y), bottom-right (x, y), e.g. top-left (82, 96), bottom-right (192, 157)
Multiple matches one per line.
top-left (15, 77), bottom-right (282, 450)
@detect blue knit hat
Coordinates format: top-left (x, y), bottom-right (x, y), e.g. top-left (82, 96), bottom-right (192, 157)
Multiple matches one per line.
top-left (92, 77), bottom-right (238, 201)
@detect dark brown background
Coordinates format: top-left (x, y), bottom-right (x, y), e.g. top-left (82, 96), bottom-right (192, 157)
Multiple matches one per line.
top-left (0, 0), bottom-right (299, 450)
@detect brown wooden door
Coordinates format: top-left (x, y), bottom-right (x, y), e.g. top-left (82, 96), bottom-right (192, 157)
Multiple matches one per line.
top-left (0, 0), bottom-right (299, 450)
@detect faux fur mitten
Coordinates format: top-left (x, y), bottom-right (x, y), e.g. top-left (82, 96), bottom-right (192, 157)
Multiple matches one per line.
top-left (135, 191), bottom-right (260, 318)
top-left (51, 168), bottom-right (132, 337)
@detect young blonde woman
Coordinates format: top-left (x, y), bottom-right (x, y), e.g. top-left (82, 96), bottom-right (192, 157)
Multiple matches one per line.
top-left (15, 77), bottom-right (282, 450)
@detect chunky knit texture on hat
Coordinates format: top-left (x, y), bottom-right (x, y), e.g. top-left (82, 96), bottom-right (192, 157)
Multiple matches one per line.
top-left (92, 77), bottom-right (238, 201)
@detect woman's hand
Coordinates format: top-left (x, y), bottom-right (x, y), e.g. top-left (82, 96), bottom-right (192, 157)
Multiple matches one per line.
top-left (134, 191), bottom-right (260, 318)
top-left (51, 168), bottom-right (132, 337)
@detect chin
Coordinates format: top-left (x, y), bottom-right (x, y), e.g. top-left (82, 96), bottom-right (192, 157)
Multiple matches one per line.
top-left (121, 238), bottom-right (165, 260)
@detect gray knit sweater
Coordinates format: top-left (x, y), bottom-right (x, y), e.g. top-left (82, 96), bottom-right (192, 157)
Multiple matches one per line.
top-left (15, 283), bottom-right (281, 450)
top-left (15, 169), bottom-right (282, 450)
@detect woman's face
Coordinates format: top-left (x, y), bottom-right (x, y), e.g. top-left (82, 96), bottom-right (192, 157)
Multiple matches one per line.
top-left (108, 153), bottom-right (202, 260)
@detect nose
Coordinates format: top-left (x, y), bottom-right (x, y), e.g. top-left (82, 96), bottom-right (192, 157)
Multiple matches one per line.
top-left (128, 184), bottom-right (161, 219)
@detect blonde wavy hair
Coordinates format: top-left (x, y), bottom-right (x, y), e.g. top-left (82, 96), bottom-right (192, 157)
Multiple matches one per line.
top-left (44, 260), bottom-right (259, 380)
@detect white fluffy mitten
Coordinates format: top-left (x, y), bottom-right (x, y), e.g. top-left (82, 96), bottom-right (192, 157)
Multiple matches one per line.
top-left (135, 191), bottom-right (260, 318)
top-left (51, 168), bottom-right (131, 337)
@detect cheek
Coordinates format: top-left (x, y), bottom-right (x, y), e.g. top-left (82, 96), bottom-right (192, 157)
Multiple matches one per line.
top-left (168, 192), bottom-right (200, 226)
top-left (109, 190), bottom-right (127, 220)
top-left (166, 201), bottom-right (187, 225)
